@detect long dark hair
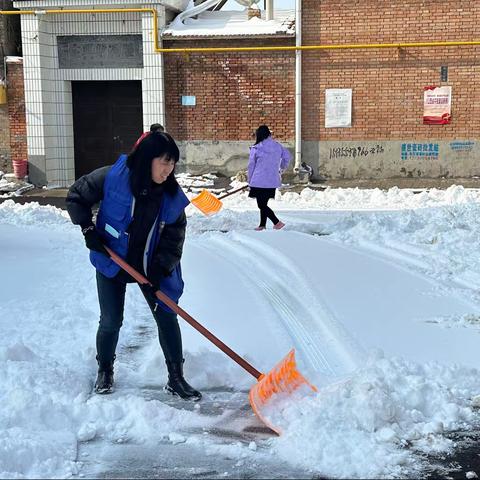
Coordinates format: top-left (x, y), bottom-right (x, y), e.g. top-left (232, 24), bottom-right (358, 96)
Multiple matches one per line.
top-left (126, 131), bottom-right (180, 197)
top-left (255, 125), bottom-right (271, 145)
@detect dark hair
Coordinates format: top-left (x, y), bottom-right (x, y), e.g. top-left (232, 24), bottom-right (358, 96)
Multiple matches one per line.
top-left (150, 123), bottom-right (165, 133)
top-left (255, 125), bottom-right (271, 145)
top-left (126, 131), bottom-right (180, 197)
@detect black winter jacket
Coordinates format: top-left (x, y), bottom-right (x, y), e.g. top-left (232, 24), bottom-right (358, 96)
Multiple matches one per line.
top-left (66, 166), bottom-right (187, 283)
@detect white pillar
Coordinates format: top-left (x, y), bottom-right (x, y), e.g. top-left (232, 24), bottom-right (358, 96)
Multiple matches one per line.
top-left (142, 4), bottom-right (166, 131)
top-left (20, 13), bottom-right (57, 185)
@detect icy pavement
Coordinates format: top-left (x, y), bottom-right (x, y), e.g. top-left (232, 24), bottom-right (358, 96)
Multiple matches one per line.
top-left (75, 388), bottom-right (313, 479)
top-left (2, 193), bottom-right (480, 478)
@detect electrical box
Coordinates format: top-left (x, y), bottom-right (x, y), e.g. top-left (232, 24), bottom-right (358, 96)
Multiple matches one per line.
top-left (440, 66), bottom-right (448, 83)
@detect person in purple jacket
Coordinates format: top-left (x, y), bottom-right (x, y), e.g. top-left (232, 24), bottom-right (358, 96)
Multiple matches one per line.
top-left (247, 125), bottom-right (292, 230)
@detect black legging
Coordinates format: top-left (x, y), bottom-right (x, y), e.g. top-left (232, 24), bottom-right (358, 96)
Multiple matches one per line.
top-left (95, 271), bottom-right (183, 366)
top-left (256, 197), bottom-right (279, 227)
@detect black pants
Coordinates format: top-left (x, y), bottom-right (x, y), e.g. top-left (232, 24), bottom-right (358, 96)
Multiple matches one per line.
top-left (95, 271), bottom-right (183, 366)
top-left (256, 197), bottom-right (279, 227)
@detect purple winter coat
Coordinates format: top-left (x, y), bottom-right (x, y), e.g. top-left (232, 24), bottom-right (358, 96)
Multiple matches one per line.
top-left (247, 137), bottom-right (292, 188)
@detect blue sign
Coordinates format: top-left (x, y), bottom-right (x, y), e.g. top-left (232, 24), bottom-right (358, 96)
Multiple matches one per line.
top-left (181, 95), bottom-right (196, 106)
top-left (401, 143), bottom-right (439, 160)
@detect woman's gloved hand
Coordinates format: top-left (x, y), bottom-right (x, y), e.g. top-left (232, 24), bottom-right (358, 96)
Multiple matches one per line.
top-left (148, 264), bottom-right (172, 287)
top-left (140, 283), bottom-right (158, 305)
top-left (81, 225), bottom-right (109, 256)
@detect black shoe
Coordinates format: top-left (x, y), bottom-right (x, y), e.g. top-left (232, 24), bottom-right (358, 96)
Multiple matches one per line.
top-left (165, 360), bottom-right (202, 401)
top-left (95, 370), bottom-right (114, 394)
top-left (95, 357), bottom-right (114, 394)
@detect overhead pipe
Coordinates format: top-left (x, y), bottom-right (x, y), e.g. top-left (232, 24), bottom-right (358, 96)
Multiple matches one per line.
top-left (149, 40), bottom-right (480, 53)
top-left (1, 9), bottom-right (479, 53)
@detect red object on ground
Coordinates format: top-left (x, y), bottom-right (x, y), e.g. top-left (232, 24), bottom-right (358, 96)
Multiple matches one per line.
top-left (13, 159), bottom-right (28, 179)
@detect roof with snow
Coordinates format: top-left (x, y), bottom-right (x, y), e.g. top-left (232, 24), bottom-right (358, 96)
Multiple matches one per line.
top-left (162, 9), bottom-right (295, 39)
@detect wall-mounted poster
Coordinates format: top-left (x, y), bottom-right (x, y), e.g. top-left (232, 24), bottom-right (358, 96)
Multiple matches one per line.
top-left (423, 86), bottom-right (452, 125)
top-left (325, 89), bottom-right (352, 128)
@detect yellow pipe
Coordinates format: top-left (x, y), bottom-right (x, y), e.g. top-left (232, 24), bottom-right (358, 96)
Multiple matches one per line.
top-left (1, 8), bottom-right (480, 54)
top-left (152, 41), bottom-right (480, 53)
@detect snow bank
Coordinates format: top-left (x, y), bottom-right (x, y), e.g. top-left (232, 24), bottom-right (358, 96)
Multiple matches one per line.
top-left (219, 184), bottom-right (480, 211)
top-left (2, 186), bottom-right (480, 478)
top-left (0, 200), bottom-right (70, 226)
top-left (274, 353), bottom-right (478, 478)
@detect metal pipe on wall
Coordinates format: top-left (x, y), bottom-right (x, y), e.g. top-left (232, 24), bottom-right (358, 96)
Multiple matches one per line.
top-left (266, 0), bottom-right (273, 21)
top-left (294, 0), bottom-right (302, 171)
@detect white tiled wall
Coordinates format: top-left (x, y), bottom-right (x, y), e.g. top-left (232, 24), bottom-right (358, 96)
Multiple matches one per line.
top-left (15, 1), bottom-right (167, 187)
top-left (142, 3), bottom-right (165, 131)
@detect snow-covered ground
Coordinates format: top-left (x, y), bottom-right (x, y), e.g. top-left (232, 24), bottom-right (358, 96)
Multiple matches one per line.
top-left (1, 184), bottom-right (480, 479)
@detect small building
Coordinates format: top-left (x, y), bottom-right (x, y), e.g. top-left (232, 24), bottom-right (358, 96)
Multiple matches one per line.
top-left (4, 0), bottom-right (295, 186)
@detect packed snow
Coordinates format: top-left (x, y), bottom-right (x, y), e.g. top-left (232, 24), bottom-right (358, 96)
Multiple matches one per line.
top-left (163, 9), bottom-right (295, 38)
top-left (1, 184), bottom-right (480, 478)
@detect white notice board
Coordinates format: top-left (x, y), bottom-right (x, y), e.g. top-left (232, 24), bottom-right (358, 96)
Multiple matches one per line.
top-left (325, 89), bottom-right (352, 128)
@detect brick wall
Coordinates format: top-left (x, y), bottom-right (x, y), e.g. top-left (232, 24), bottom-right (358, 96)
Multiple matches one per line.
top-left (163, 38), bottom-right (295, 141)
top-left (302, 0), bottom-right (480, 141)
top-left (6, 60), bottom-right (27, 178)
top-left (0, 0), bottom-right (21, 173)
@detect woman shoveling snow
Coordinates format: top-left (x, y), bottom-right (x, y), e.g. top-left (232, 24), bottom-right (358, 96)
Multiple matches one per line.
top-left (66, 131), bottom-right (201, 400)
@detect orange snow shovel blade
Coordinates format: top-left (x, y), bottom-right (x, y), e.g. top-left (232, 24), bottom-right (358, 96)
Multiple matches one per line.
top-left (190, 185), bottom-right (248, 216)
top-left (249, 349), bottom-right (318, 435)
top-left (190, 189), bottom-right (223, 216)
top-left (105, 247), bottom-right (316, 435)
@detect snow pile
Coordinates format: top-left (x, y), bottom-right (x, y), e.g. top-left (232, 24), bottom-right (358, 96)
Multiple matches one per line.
top-left (0, 199), bottom-right (70, 225)
top-left (176, 172), bottom-right (217, 190)
top-left (327, 202), bottom-right (480, 303)
top-left (163, 9), bottom-right (296, 37)
top-left (216, 184), bottom-right (480, 211)
top-left (0, 173), bottom-right (35, 198)
top-left (274, 353), bottom-right (478, 478)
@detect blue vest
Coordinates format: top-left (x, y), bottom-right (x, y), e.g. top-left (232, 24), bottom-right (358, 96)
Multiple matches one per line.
top-left (91, 154), bottom-right (190, 312)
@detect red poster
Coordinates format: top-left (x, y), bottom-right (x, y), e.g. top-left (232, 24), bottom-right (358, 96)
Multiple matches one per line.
top-left (423, 86), bottom-right (452, 125)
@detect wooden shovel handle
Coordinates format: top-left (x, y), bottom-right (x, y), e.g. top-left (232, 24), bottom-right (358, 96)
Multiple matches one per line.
top-left (105, 247), bottom-right (262, 379)
top-left (218, 184), bottom-right (248, 200)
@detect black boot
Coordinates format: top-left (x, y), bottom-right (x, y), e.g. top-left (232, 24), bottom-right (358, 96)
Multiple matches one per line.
top-left (95, 356), bottom-right (115, 394)
top-left (165, 360), bottom-right (202, 401)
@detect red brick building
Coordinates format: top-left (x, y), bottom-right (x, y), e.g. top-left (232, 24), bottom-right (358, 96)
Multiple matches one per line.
top-left (301, 0), bottom-right (480, 179)
top-left (163, 0), bottom-right (480, 179)
top-left (4, 0), bottom-right (480, 184)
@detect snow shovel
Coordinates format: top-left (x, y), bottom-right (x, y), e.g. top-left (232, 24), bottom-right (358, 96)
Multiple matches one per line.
top-left (105, 246), bottom-right (317, 435)
top-left (190, 185), bottom-right (248, 216)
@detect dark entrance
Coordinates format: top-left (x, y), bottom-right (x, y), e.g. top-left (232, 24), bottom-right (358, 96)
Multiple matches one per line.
top-left (72, 81), bottom-right (143, 178)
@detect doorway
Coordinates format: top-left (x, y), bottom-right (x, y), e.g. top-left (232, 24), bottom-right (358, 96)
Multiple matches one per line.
top-left (72, 81), bottom-right (143, 178)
